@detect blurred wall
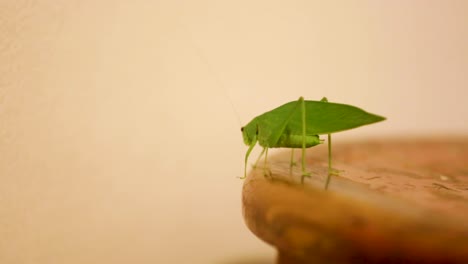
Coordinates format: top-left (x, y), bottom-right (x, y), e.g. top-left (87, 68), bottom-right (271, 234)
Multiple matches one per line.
top-left (1, 1), bottom-right (467, 263)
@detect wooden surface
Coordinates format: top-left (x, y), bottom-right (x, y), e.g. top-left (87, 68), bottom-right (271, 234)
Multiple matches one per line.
top-left (242, 138), bottom-right (468, 264)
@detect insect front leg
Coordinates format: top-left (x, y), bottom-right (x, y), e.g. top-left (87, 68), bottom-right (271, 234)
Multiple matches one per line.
top-left (242, 135), bottom-right (258, 179)
top-left (253, 147), bottom-right (267, 169)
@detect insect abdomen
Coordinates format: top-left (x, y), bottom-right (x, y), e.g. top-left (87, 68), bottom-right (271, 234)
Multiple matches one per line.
top-left (273, 134), bottom-right (322, 148)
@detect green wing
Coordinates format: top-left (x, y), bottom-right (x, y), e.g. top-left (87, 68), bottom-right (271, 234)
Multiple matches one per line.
top-left (256, 99), bottom-right (385, 144)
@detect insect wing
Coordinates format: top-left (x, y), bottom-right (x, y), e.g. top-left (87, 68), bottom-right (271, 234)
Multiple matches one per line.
top-left (258, 100), bottom-right (385, 136)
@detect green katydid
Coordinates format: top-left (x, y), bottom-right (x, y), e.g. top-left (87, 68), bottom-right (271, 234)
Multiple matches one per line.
top-left (241, 96), bottom-right (385, 189)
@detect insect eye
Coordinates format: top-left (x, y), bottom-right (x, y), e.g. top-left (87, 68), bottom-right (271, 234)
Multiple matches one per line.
top-left (240, 127), bottom-right (244, 132)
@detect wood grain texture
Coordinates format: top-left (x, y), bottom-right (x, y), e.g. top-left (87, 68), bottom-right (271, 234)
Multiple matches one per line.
top-left (242, 138), bottom-right (468, 264)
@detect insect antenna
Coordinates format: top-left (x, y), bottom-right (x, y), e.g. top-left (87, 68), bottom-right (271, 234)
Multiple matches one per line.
top-left (179, 22), bottom-right (243, 127)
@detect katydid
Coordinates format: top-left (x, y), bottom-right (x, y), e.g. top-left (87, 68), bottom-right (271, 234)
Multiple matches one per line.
top-left (241, 96), bottom-right (385, 189)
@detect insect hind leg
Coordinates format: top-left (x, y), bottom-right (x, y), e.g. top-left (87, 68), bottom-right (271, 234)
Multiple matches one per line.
top-left (324, 133), bottom-right (342, 189)
top-left (300, 97), bottom-right (311, 183)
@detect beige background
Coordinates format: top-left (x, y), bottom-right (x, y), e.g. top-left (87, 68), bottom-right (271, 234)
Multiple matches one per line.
top-left (1, 1), bottom-right (467, 263)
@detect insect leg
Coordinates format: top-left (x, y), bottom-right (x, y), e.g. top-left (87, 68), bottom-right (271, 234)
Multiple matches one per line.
top-left (263, 148), bottom-right (271, 177)
top-left (242, 135), bottom-right (257, 179)
top-left (325, 134), bottom-right (332, 189)
top-left (289, 149), bottom-right (296, 175)
top-left (325, 134), bottom-right (342, 188)
top-left (300, 97), bottom-right (310, 183)
top-left (321, 97), bottom-right (336, 189)
top-left (253, 147), bottom-right (267, 169)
